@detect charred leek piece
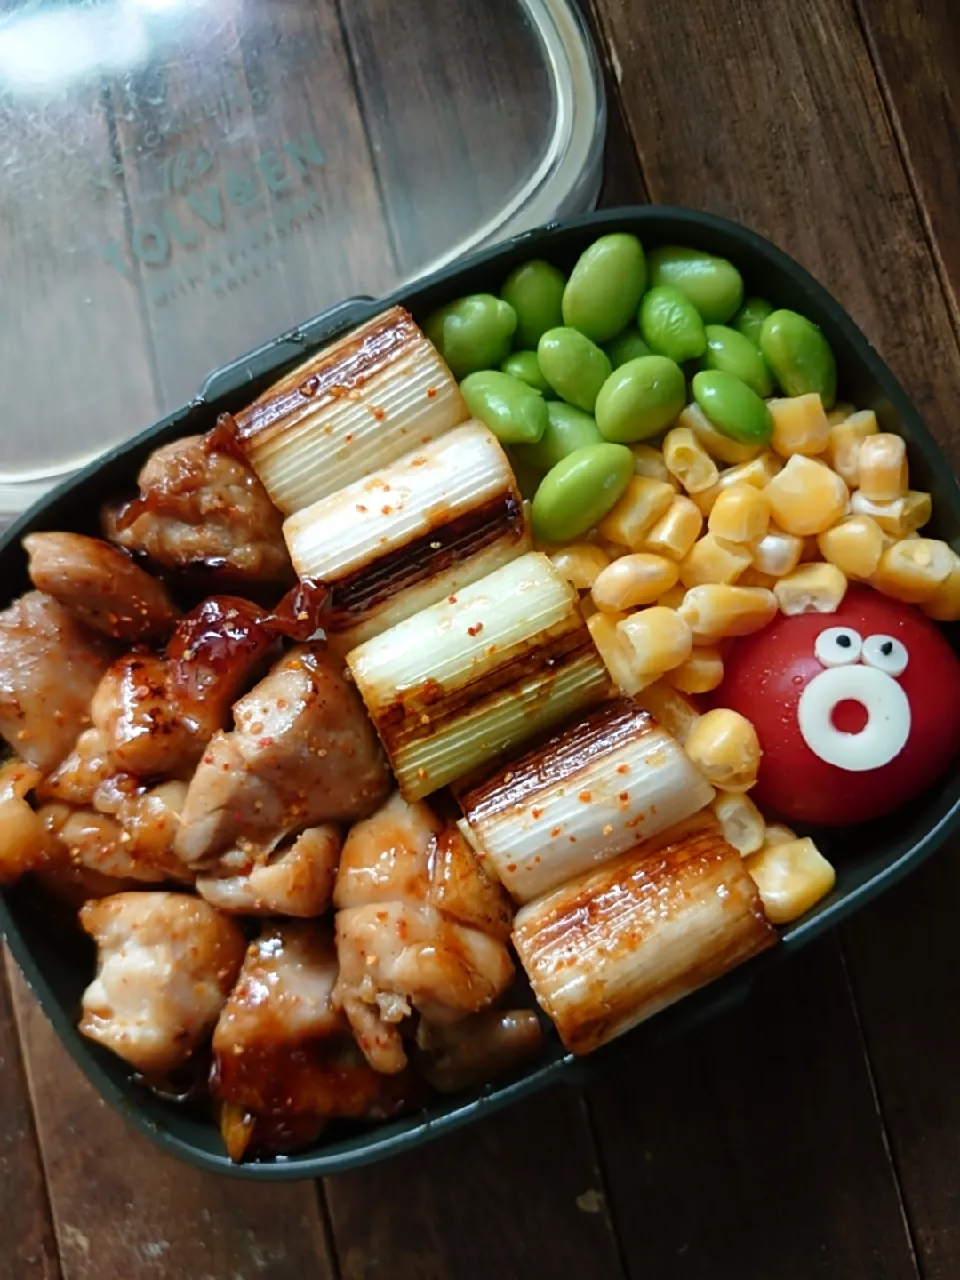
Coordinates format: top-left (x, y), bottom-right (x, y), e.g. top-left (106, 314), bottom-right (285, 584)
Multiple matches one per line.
top-left (512, 815), bottom-right (778, 1055)
top-left (347, 552), bottom-right (612, 802)
top-left (458, 699), bottom-right (715, 903)
top-left (284, 423), bottom-right (529, 649)
top-left (234, 306), bottom-right (468, 514)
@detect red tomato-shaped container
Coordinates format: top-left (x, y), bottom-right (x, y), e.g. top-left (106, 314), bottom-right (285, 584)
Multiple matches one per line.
top-left (710, 586), bottom-right (960, 827)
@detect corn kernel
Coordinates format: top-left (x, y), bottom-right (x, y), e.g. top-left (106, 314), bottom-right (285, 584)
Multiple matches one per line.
top-left (765, 455), bottom-right (849, 535)
top-left (737, 567), bottom-right (779, 589)
top-left (922, 550), bottom-right (960, 621)
top-left (679, 402), bottom-right (761, 466)
top-left (587, 610), bottom-right (652, 696)
top-left (773, 563), bottom-right (848, 615)
top-left (597, 476), bottom-right (675, 549)
top-left (708, 484), bottom-right (771, 543)
top-left (745, 837), bottom-right (836, 924)
top-left (591, 553), bottom-right (680, 612)
top-left (643, 495), bottom-right (704, 560)
top-left (712, 791), bottom-right (765, 855)
top-left (826, 409), bottom-right (878, 486)
top-left (679, 533), bottom-right (753, 588)
top-left (549, 543), bottom-right (610, 591)
top-left (768, 393), bottom-right (830, 458)
top-left (825, 401), bottom-right (857, 428)
top-left (857, 433), bottom-right (908, 502)
top-left (678, 584), bottom-right (778, 641)
top-left (663, 427), bottom-right (720, 494)
top-left (693, 452), bottom-right (782, 515)
top-left (665, 645), bottom-right (724, 694)
top-left (849, 489), bottom-right (932, 537)
top-left (751, 528), bottom-right (804, 576)
top-left (873, 538), bottom-right (954, 604)
top-left (631, 443), bottom-right (673, 484)
top-left (763, 823), bottom-right (797, 847)
top-left (817, 515), bottom-right (887, 580)
top-left (657, 583), bottom-right (688, 610)
top-left (635, 680), bottom-right (701, 744)
top-left (617, 606), bottom-right (693, 678)
top-left (684, 708), bottom-right (761, 792)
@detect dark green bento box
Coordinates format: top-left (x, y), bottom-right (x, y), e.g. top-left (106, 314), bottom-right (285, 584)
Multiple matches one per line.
top-left (3, 207), bottom-right (959, 1181)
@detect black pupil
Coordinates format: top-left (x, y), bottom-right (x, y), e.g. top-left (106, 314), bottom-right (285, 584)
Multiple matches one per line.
top-left (837, 635), bottom-right (852, 648)
top-left (881, 641), bottom-right (893, 655)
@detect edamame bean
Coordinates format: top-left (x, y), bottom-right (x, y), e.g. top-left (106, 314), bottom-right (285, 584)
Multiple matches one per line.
top-left (537, 327), bottom-right (612, 412)
top-left (425, 294), bottom-right (517, 378)
top-left (562, 233), bottom-right (647, 344)
top-left (595, 355), bottom-right (686, 444)
top-left (604, 326), bottom-right (652, 368)
top-left (500, 350), bottom-right (553, 396)
top-left (760, 309), bottom-right (837, 409)
top-left (639, 285), bottom-right (707, 363)
top-left (733, 297), bottom-right (773, 348)
top-left (501, 260), bottom-right (566, 350)
top-left (648, 246), bottom-right (744, 323)
top-left (460, 371), bottom-right (548, 445)
top-left (703, 325), bottom-right (773, 398)
top-left (514, 401), bottom-right (603, 472)
top-left (531, 443), bottom-right (634, 543)
top-left (692, 370), bottom-right (773, 446)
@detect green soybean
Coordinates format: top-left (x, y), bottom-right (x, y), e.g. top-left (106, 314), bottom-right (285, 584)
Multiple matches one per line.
top-left (733, 297), bottom-right (773, 348)
top-left (531, 443), bottom-right (634, 543)
top-left (500, 350), bottom-right (553, 396)
top-left (514, 401), bottom-right (603, 472)
top-left (648, 246), bottom-right (744, 323)
top-left (537, 327), bottom-right (612, 413)
top-left (639, 285), bottom-right (707, 364)
top-left (604, 326), bottom-right (653, 368)
top-left (460, 371), bottom-right (548, 445)
top-left (692, 370), bottom-right (773, 446)
top-left (595, 355), bottom-right (686, 444)
top-left (501, 260), bottom-right (566, 350)
top-left (425, 294), bottom-right (517, 378)
top-left (760, 309), bottom-right (837, 409)
top-left (703, 325), bottom-right (773, 398)
top-left (562, 233), bottom-right (647, 344)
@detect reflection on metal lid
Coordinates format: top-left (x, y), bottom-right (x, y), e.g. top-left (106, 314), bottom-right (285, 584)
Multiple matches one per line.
top-left (0, 0), bottom-right (605, 515)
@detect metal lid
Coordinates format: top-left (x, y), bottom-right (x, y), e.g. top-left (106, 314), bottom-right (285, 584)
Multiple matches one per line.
top-left (0, 0), bottom-right (605, 514)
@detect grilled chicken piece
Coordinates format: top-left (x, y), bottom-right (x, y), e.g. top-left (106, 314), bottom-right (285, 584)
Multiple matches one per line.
top-left (0, 592), bottom-right (115, 771)
top-left (197, 825), bottom-right (340, 916)
top-left (104, 435), bottom-right (292, 587)
top-left (33, 865), bottom-right (143, 911)
top-left (427, 825), bottom-right (513, 942)
top-left (175, 645), bottom-right (390, 865)
top-left (91, 652), bottom-right (198, 778)
top-left (23, 532), bottom-right (178, 642)
top-left (36, 728), bottom-right (117, 806)
top-left (333, 789), bottom-right (437, 910)
top-left (79, 892), bottom-right (245, 1073)
top-left (414, 1009), bottom-right (543, 1094)
top-left (0, 759), bottom-right (62, 885)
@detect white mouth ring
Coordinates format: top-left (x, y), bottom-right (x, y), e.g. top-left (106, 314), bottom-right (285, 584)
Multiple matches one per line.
top-left (797, 665), bottom-right (911, 772)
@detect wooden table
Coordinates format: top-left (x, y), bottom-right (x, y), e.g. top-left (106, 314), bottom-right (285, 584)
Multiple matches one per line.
top-left (4, 1), bottom-right (960, 1276)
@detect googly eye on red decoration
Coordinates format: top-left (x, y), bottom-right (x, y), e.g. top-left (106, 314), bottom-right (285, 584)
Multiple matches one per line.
top-left (708, 585), bottom-right (960, 827)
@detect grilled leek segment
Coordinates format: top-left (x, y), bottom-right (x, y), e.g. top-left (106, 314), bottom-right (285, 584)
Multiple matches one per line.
top-left (512, 816), bottom-right (778, 1055)
top-left (284, 423), bottom-right (529, 649)
top-left (457, 698), bottom-right (715, 902)
top-left (233, 306), bottom-right (468, 514)
top-left (347, 552), bottom-right (612, 802)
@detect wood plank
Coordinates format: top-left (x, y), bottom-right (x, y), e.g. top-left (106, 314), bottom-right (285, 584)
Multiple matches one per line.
top-left (10, 965), bottom-right (336, 1280)
top-left (0, 954), bottom-right (59, 1280)
top-left (325, 1089), bottom-right (625, 1280)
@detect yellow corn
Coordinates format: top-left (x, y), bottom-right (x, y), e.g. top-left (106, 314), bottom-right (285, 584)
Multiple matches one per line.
top-left (745, 837), bottom-right (836, 924)
top-left (763, 823), bottom-right (797, 847)
top-left (826, 409), bottom-right (878, 487)
top-left (693, 452), bottom-right (782, 516)
top-left (857, 433), bottom-right (908, 502)
top-left (684, 708), bottom-right (761, 792)
top-left (825, 402), bottom-right (857, 428)
top-left (657, 583), bottom-right (688, 610)
top-left (617, 607), bottom-right (693, 678)
top-left (679, 533), bottom-right (753, 588)
top-left (817, 515), bottom-right (887, 580)
top-left (631, 443), bottom-right (673, 484)
top-left (849, 489), bottom-right (932, 537)
top-left (549, 543), bottom-right (611, 591)
top-left (922, 550), bottom-right (960, 621)
top-left (800, 535), bottom-right (823, 563)
top-left (737, 567), bottom-right (779, 589)
top-left (634, 680), bottom-right (702, 744)
top-left (873, 538), bottom-right (954, 604)
top-left (712, 791), bottom-right (765, 855)
top-left (591, 553), bottom-right (680, 612)
top-left (708, 484), bottom-right (771, 543)
top-left (665, 645), bottom-right (725, 695)
top-left (663, 427), bottom-right (720, 494)
top-left (679, 402), bottom-right (761, 466)
top-left (751, 528), bottom-right (804, 577)
top-left (597, 476), bottom-right (675, 549)
top-left (764, 455), bottom-right (849, 535)
top-left (587, 610), bottom-right (651, 696)
top-left (678, 584), bottom-right (778, 641)
top-left (773, 563), bottom-right (848, 615)
top-left (643, 495), bottom-right (704, 560)
top-left (768, 393), bottom-right (830, 458)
